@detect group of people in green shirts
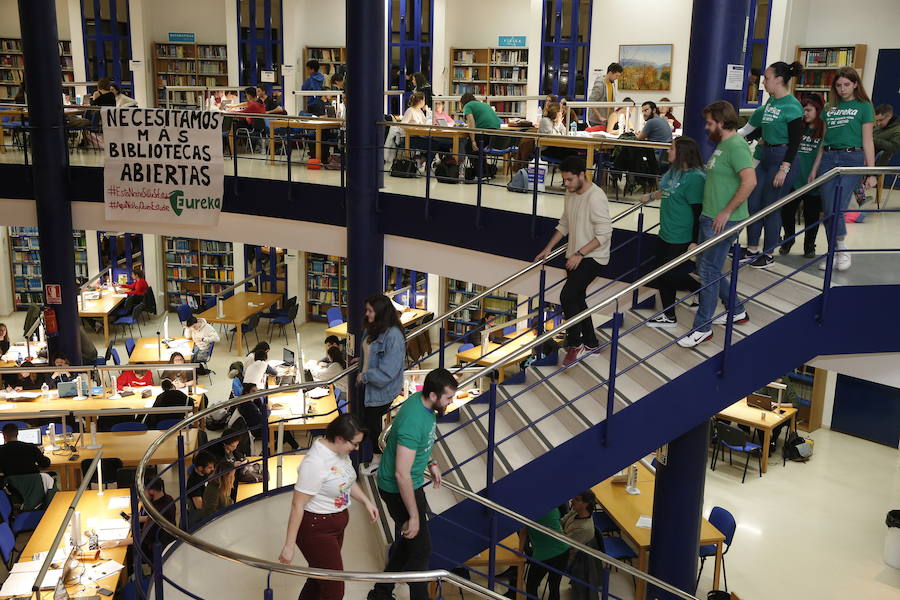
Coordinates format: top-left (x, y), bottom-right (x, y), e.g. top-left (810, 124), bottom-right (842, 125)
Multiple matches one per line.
top-left (638, 60), bottom-right (877, 347)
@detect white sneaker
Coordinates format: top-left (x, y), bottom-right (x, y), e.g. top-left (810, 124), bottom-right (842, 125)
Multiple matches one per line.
top-left (818, 260), bottom-right (827, 271)
top-left (713, 311), bottom-right (749, 325)
top-left (836, 252), bottom-right (851, 271)
top-left (677, 330), bottom-right (713, 348)
top-left (647, 314), bottom-right (678, 329)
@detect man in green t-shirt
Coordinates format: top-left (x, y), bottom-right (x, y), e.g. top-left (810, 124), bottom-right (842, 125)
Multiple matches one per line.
top-left (369, 368), bottom-right (457, 600)
top-left (678, 101), bottom-right (757, 349)
top-left (461, 92), bottom-right (500, 158)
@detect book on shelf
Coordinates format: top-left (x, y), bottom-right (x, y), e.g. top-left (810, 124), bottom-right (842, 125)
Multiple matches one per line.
top-left (454, 50), bottom-right (480, 64)
top-left (491, 49), bottom-right (527, 65)
top-left (453, 82), bottom-right (487, 95)
top-left (197, 45), bottom-right (227, 59)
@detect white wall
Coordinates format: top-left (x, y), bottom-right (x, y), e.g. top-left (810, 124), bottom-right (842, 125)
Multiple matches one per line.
top-left (781, 0), bottom-right (900, 95)
top-left (0, 1), bottom-right (74, 44)
top-left (147, 0), bottom-right (226, 44)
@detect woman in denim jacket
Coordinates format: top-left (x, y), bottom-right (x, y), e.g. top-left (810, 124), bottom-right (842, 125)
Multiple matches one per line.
top-left (357, 294), bottom-right (405, 475)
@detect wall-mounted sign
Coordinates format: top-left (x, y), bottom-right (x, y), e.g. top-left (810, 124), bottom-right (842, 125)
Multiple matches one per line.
top-left (498, 36), bottom-right (526, 47)
top-left (725, 64), bottom-right (745, 91)
top-left (101, 108), bottom-right (224, 226)
top-left (168, 32), bottom-right (195, 43)
top-left (260, 70), bottom-right (276, 83)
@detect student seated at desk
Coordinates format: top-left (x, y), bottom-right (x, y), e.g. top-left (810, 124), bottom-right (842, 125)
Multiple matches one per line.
top-left (404, 92), bottom-right (451, 155)
top-left (0, 423), bottom-right (50, 475)
top-left (4, 361), bottom-right (46, 391)
top-left (49, 355), bottom-right (77, 388)
top-left (310, 345), bottom-right (349, 400)
top-left (185, 316), bottom-right (220, 363)
top-left (256, 86), bottom-right (287, 115)
top-left (321, 335), bottom-right (341, 363)
top-left (432, 100), bottom-right (453, 126)
top-left (540, 103), bottom-right (580, 162)
top-left (159, 352), bottom-right (196, 389)
top-left (243, 349), bottom-right (273, 388)
top-left (145, 379), bottom-right (191, 429)
top-left (117, 368), bottom-right (153, 390)
top-left (0, 322), bottom-right (9, 356)
top-left (202, 460), bottom-right (235, 518)
top-left (186, 450), bottom-right (216, 513)
top-left (119, 267), bottom-right (148, 297)
top-left (237, 383), bottom-right (299, 450)
top-left (104, 477), bottom-right (175, 567)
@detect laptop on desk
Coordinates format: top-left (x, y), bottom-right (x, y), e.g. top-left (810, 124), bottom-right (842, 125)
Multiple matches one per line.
top-left (58, 379), bottom-right (88, 398)
top-left (747, 393), bottom-right (775, 411)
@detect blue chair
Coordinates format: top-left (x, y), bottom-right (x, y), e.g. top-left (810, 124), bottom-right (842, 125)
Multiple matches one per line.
top-left (0, 421), bottom-right (31, 431)
top-left (697, 507), bottom-right (737, 592)
top-left (125, 337), bottom-right (136, 357)
top-left (0, 487), bottom-right (44, 535)
top-left (110, 422), bottom-right (148, 432)
top-left (176, 304), bottom-right (193, 324)
top-left (326, 307), bottom-right (344, 328)
top-left (711, 422), bottom-right (762, 484)
top-left (155, 418), bottom-right (183, 431)
top-left (458, 343), bottom-right (475, 352)
top-left (112, 303), bottom-right (144, 341)
top-left (502, 325), bottom-right (517, 336)
top-left (335, 388), bottom-right (347, 413)
top-left (592, 510), bottom-right (620, 536)
top-left (110, 348), bottom-right (121, 366)
top-left (39, 423), bottom-right (73, 436)
top-left (228, 314), bottom-right (260, 353)
top-left (269, 303), bottom-right (300, 343)
top-left (0, 521), bottom-right (17, 569)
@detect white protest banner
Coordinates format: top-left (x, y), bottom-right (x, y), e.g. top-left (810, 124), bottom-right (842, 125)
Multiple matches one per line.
top-left (102, 108), bottom-right (224, 225)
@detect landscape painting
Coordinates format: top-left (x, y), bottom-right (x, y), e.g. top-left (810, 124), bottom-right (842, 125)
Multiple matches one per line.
top-left (618, 44), bottom-right (673, 91)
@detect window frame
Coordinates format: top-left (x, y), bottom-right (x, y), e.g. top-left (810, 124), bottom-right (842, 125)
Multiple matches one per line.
top-left (236, 0), bottom-right (284, 95)
top-left (80, 0), bottom-right (133, 93)
top-left (388, 0), bottom-right (434, 115)
top-left (539, 0), bottom-right (593, 101)
top-left (740, 0), bottom-right (773, 109)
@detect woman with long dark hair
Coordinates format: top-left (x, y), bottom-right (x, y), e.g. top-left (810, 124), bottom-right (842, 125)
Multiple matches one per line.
top-left (639, 136), bottom-right (705, 328)
top-left (409, 72), bottom-right (433, 108)
top-left (781, 94), bottom-right (825, 257)
top-left (809, 66), bottom-right (877, 272)
top-left (357, 294), bottom-right (405, 476)
top-left (743, 61), bottom-right (805, 268)
top-left (278, 414), bottom-right (378, 600)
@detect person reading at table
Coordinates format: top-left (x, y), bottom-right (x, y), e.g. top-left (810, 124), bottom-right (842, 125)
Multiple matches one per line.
top-left (278, 414), bottom-right (378, 600)
top-left (311, 345), bottom-right (349, 403)
top-left (117, 368), bottom-right (153, 390)
top-left (185, 316), bottom-right (220, 362)
top-left (224, 87), bottom-right (267, 148)
top-left (106, 477), bottom-right (176, 568)
top-left (256, 85), bottom-right (286, 115)
top-left (4, 361), bottom-right (46, 391)
top-left (145, 379), bottom-right (191, 429)
top-left (534, 156), bottom-right (612, 366)
top-left (0, 423), bottom-right (50, 476)
top-left (49, 355), bottom-right (78, 387)
top-left (186, 450), bottom-right (216, 512)
top-left (160, 352), bottom-right (196, 389)
top-left (119, 267), bottom-right (148, 296)
top-left (0, 322), bottom-right (10, 356)
top-left (238, 382), bottom-right (299, 450)
top-left (368, 369), bottom-right (457, 600)
top-left (321, 335), bottom-right (341, 363)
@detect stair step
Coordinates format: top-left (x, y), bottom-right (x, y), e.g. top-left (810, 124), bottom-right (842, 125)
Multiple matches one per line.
top-left (435, 419), bottom-right (492, 490)
top-left (735, 265), bottom-right (821, 309)
top-left (760, 260), bottom-right (826, 291)
top-left (533, 363), bottom-right (613, 423)
top-left (499, 382), bottom-right (588, 447)
top-left (463, 399), bottom-right (545, 474)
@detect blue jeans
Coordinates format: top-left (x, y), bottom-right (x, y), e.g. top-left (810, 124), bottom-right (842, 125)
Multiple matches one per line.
top-left (818, 149), bottom-right (864, 239)
top-left (693, 216), bottom-right (745, 333)
top-left (746, 144), bottom-right (797, 253)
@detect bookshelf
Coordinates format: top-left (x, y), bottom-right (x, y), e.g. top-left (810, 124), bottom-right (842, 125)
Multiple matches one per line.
top-left (385, 266), bottom-right (428, 309)
top-left (304, 46), bottom-right (346, 88)
top-left (162, 237), bottom-right (234, 311)
top-left (154, 42), bottom-right (228, 108)
top-left (792, 44), bottom-right (866, 103)
top-left (445, 278), bottom-right (517, 341)
top-left (0, 39), bottom-right (74, 101)
top-left (785, 363), bottom-right (826, 433)
top-left (449, 47), bottom-right (529, 120)
top-left (306, 253), bottom-right (348, 321)
top-left (8, 227), bottom-right (88, 310)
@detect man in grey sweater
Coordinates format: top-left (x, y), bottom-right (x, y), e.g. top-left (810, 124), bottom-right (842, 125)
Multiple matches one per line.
top-left (587, 63), bottom-right (624, 126)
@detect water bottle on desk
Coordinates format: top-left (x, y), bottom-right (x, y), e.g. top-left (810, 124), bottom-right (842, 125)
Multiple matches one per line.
top-left (569, 120), bottom-right (577, 135)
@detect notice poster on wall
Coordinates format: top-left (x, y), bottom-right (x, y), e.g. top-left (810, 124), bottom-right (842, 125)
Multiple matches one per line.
top-left (101, 108), bottom-right (224, 226)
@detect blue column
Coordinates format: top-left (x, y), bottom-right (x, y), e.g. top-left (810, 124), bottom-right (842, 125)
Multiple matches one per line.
top-left (345, 0), bottom-right (385, 417)
top-left (647, 421), bottom-right (709, 599)
top-left (18, 0), bottom-right (81, 364)
top-left (683, 0), bottom-right (752, 158)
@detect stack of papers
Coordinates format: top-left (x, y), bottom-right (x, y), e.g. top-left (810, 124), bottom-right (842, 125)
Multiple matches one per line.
top-left (0, 562), bottom-right (63, 595)
top-left (81, 560), bottom-right (125, 583)
top-left (636, 515), bottom-right (653, 529)
top-left (108, 496), bottom-right (130, 510)
top-left (91, 518), bottom-right (130, 542)
top-left (306, 387), bottom-right (329, 399)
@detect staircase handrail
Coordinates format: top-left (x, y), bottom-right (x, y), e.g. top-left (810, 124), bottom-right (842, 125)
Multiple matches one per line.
top-left (452, 165), bottom-right (900, 388)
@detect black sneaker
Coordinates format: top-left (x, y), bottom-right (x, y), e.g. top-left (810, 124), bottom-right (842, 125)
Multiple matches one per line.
top-left (803, 248), bottom-right (816, 259)
top-left (647, 314), bottom-right (677, 329)
top-left (750, 254), bottom-right (774, 269)
top-left (740, 248), bottom-right (759, 261)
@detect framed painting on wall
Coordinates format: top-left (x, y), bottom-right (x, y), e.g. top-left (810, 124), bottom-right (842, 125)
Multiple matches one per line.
top-left (618, 44), bottom-right (673, 91)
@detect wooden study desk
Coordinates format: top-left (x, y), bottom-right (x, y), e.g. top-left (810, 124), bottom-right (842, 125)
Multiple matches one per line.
top-left (128, 337), bottom-right (194, 364)
top-left (196, 291), bottom-right (282, 355)
top-left (593, 463), bottom-right (725, 599)
top-left (6, 489), bottom-right (131, 599)
top-left (0, 342), bottom-right (49, 366)
top-left (536, 135), bottom-right (668, 174)
top-left (402, 126), bottom-right (468, 157)
top-left (267, 386), bottom-right (343, 434)
top-left (45, 429), bottom-right (197, 490)
top-left (266, 118), bottom-right (343, 164)
top-left (716, 398), bottom-right (798, 473)
top-left (456, 334), bottom-right (534, 383)
top-left (78, 290), bottom-right (127, 345)
top-left (428, 533), bottom-right (526, 600)
top-left (236, 454), bottom-right (305, 502)
top-left (324, 308), bottom-right (433, 339)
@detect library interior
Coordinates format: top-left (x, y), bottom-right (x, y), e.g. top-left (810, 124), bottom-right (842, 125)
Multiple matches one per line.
top-left (0, 1), bottom-right (899, 600)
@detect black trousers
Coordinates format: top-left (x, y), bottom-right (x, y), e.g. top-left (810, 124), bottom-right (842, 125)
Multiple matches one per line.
top-left (363, 402), bottom-right (393, 456)
top-left (372, 487), bottom-right (432, 600)
top-left (649, 240), bottom-right (701, 319)
top-left (781, 192), bottom-right (822, 252)
top-left (525, 550), bottom-right (569, 600)
top-left (560, 257), bottom-right (606, 348)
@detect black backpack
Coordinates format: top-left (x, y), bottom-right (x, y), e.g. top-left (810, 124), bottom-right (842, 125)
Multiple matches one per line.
top-left (783, 431), bottom-right (813, 461)
top-left (435, 155), bottom-right (462, 183)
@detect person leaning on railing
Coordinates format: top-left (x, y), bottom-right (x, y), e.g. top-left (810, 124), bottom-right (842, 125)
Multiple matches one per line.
top-left (278, 414), bottom-right (378, 600)
top-left (678, 101), bottom-right (756, 349)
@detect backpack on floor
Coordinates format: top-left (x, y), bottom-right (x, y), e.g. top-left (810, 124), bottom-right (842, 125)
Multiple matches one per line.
top-left (435, 155), bottom-right (462, 183)
top-left (507, 168), bottom-right (529, 193)
top-left (783, 431), bottom-right (814, 461)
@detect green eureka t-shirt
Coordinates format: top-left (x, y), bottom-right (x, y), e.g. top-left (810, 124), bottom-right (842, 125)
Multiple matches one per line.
top-left (703, 134), bottom-right (753, 220)
top-left (760, 94), bottom-right (803, 145)
top-left (659, 169), bottom-right (705, 244)
top-left (822, 99), bottom-right (874, 149)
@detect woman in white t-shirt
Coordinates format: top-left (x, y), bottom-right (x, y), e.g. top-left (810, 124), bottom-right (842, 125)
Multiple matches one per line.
top-left (278, 414), bottom-right (378, 600)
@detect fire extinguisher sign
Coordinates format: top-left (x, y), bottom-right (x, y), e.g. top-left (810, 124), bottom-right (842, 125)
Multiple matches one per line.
top-left (45, 284), bottom-right (62, 304)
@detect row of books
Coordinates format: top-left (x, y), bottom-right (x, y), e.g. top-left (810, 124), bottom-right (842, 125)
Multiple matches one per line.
top-left (15, 292), bottom-right (43, 307)
top-left (453, 50), bottom-right (483, 64)
top-left (0, 39), bottom-right (22, 52)
top-left (11, 250), bottom-right (41, 262)
top-left (453, 83), bottom-right (487, 95)
top-left (157, 60), bottom-right (197, 74)
top-left (1, 56), bottom-right (24, 68)
top-left (489, 85), bottom-right (526, 96)
top-left (166, 255), bottom-right (199, 267)
top-left (198, 45), bottom-right (227, 59)
top-left (13, 264), bottom-right (41, 276)
top-left (157, 45), bottom-right (194, 58)
top-left (489, 101), bottom-right (525, 114)
top-left (491, 50), bottom-right (527, 65)
top-left (157, 91), bottom-right (202, 105)
top-left (14, 277), bottom-right (43, 292)
top-left (800, 48), bottom-right (857, 68)
top-left (202, 268), bottom-right (233, 280)
top-left (308, 260), bottom-right (339, 275)
top-left (308, 48), bottom-right (342, 62)
top-left (201, 256), bottom-right (233, 267)
top-left (491, 67), bottom-right (526, 81)
top-left (168, 293), bottom-right (200, 310)
top-left (198, 61), bottom-right (228, 75)
top-left (167, 267), bottom-right (199, 281)
top-left (167, 239), bottom-right (193, 252)
top-left (0, 71), bottom-right (24, 83)
top-left (796, 71), bottom-right (841, 89)
top-left (200, 240), bottom-right (232, 253)
top-left (308, 275), bottom-right (342, 289)
top-left (452, 67), bottom-right (484, 80)
top-left (308, 290), bottom-right (344, 304)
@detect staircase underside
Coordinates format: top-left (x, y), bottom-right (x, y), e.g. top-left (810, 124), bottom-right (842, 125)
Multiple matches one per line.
top-left (425, 282), bottom-right (900, 569)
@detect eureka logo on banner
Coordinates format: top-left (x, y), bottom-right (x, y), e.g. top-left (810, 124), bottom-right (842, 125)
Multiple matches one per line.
top-left (101, 107), bottom-right (224, 225)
